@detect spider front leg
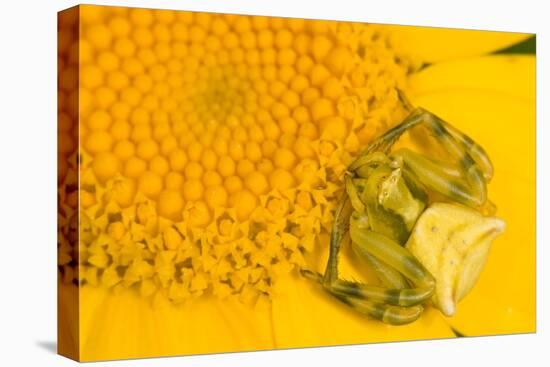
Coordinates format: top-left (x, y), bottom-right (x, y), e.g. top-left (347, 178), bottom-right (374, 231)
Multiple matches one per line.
top-left (410, 109), bottom-right (493, 208)
top-left (353, 108), bottom-right (493, 209)
top-left (353, 108), bottom-right (493, 180)
top-left (393, 147), bottom-right (487, 208)
top-left (302, 267), bottom-right (424, 325)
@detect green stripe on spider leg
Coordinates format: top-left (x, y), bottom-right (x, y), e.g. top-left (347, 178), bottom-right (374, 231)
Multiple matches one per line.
top-left (429, 117), bottom-right (448, 137)
top-left (421, 110), bottom-right (490, 190)
top-left (334, 293), bottom-right (424, 325)
top-left (460, 153), bottom-right (488, 203)
top-left (434, 114), bottom-right (494, 181)
top-left (425, 114), bottom-right (469, 162)
top-left (420, 108), bottom-right (493, 182)
top-left (459, 154), bottom-right (475, 170)
top-left (457, 154), bottom-right (486, 193)
top-left (329, 279), bottom-right (433, 307)
top-left (446, 174), bottom-right (486, 208)
top-left (401, 167), bottom-right (429, 203)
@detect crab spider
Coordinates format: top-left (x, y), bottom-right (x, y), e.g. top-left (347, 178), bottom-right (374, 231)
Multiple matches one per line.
top-left (302, 104), bottom-right (497, 325)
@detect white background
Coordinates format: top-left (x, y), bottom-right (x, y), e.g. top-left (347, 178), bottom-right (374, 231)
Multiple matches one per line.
top-left (0, 0), bottom-right (546, 366)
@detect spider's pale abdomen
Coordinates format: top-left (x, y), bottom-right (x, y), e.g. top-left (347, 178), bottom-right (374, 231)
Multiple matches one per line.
top-left (406, 202), bottom-right (505, 316)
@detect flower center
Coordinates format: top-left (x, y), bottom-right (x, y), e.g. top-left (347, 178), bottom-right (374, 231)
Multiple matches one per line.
top-left (57, 6), bottom-right (412, 304)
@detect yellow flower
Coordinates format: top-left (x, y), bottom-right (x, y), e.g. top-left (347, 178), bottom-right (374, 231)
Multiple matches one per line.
top-left (57, 5), bottom-right (535, 361)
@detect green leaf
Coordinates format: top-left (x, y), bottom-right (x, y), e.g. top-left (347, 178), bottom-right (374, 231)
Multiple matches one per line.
top-left (494, 35), bottom-right (536, 54)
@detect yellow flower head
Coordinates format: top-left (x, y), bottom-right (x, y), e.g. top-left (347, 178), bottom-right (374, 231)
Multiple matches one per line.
top-left (57, 5), bottom-right (535, 361)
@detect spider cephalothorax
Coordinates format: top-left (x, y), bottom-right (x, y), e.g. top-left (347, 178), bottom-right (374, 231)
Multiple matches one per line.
top-left (302, 102), bottom-right (505, 325)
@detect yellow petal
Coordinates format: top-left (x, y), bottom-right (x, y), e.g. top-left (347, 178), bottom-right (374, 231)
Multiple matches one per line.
top-left (410, 78), bottom-right (535, 335)
top-left (79, 287), bottom-right (275, 361)
top-left (409, 55), bottom-right (535, 101)
top-left (385, 25), bottom-right (531, 63)
top-left (271, 273), bottom-right (455, 348)
top-left (58, 283), bottom-right (80, 359)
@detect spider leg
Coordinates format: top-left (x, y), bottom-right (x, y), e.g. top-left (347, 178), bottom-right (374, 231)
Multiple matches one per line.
top-left (317, 188), bottom-right (414, 294)
top-left (301, 105), bottom-right (494, 324)
top-left (363, 108), bottom-right (491, 208)
top-left (320, 194), bottom-right (352, 285)
top-left (429, 110), bottom-right (493, 181)
top-left (350, 109), bottom-right (425, 167)
top-left (335, 294), bottom-right (424, 325)
top-left (352, 246), bottom-right (409, 289)
top-left (301, 269), bottom-right (424, 325)
top-left (336, 224), bottom-right (436, 307)
top-left (351, 107), bottom-right (493, 182)
top-left (393, 148), bottom-right (486, 208)
top-left (301, 205), bottom-right (435, 325)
